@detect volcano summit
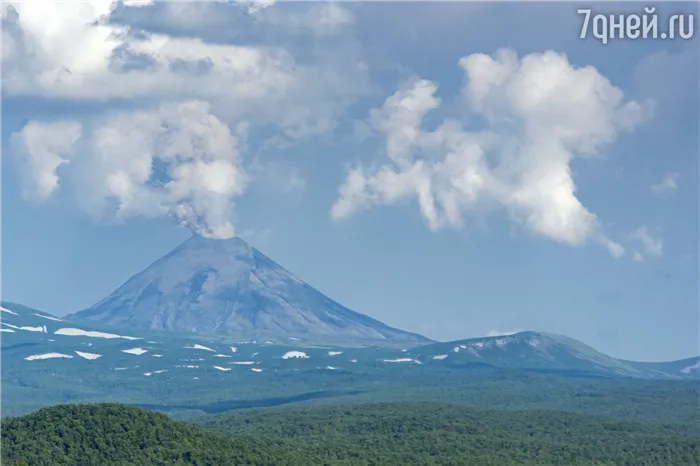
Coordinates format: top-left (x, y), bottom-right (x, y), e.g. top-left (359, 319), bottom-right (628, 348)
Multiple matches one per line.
top-left (71, 236), bottom-right (430, 346)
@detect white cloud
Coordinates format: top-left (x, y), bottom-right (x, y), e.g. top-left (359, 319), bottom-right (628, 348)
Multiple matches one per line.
top-left (241, 0), bottom-right (276, 14)
top-left (486, 329), bottom-right (523, 337)
top-left (651, 172), bottom-right (679, 196)
top-left (6, 0), bottom-right (367, 238)
top-left (2, 1), bottom-right (368, 138)
top-left (10, 121), bottom-right (83, 201)
top-left (121, 0), bottom-right (156, 7)
top-left (631, 226), bottom-right (663, 259)
top-left (14, 101), bottom-right (247, 239)
top-left (307, 3), bottom-right (355, 35)
top-left (332, 49), bottom-right (650, 257)
top-left (599, 237), bottom-right (625, 260)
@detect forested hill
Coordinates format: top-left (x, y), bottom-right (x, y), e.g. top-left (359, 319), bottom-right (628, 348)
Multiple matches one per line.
top-left (3, 402), bottom-right (699, 466)
top-left (0, 403), bottom-right (317, 466)
top-left (197, 402), bottom-right (700, 465)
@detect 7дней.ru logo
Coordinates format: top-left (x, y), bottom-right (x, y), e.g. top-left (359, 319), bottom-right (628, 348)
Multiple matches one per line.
top-left (579, 7), bottom-right (695, 44)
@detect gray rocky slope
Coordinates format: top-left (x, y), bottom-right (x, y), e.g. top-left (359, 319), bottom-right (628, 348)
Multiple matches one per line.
top-left (71, 236), bottom-right (431, 345)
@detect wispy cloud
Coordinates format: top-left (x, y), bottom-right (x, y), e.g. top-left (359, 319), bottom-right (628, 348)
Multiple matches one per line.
top-left (651, 172), bottom-right (679, 196)
top-left (630, 226), bottom-right (663, 261)
top-left (486, 329), bottom-right (523, 337)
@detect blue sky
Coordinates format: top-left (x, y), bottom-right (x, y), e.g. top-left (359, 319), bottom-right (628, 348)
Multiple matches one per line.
top-left (2, 1), bottom-right (697, 361)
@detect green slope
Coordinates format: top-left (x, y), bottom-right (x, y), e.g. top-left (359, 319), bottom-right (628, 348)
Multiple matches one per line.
top-left (1, 403), bottom-right (319, 466)
top-left (197, 402), bottom-right (700, 465)
top-left (6, 402), bottom-right (694, 466)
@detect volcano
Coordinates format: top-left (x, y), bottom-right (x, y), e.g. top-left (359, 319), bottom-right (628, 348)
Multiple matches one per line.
top-left (71, 235), bottom-right (431, 346)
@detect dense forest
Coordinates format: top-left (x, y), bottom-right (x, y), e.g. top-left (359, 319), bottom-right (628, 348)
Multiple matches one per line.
top-left (3, 402), bottom-right (699, 465)
top-left (197, 401), bottom-right (700, 465)
top-left (1, 404), bottom-right (317, 466)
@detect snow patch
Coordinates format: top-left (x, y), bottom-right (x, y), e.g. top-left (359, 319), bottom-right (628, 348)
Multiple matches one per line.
top-left (230, 346), bottom-right (238, 353)
top-left (185, 344), bottom-right (216, 352)
top-left (527, 339), bottom-right (541, 348)
top-left (122, 347), bottom-right (148, 355)
top-left (453, 346), bottom-right (460, 353)
top-left (214, 354), bottom-right (231, 358)
top-left (33, 313), bottom-right (63, 322)
top-left (328, 351), bottom-right (343, 357)
top-left (55, 328), bottom-right (140, 340)
top-left (432, 354), bottom-right (448, 360)
top-left (324, 366), bottom-right (339, 370)
top-left (2, 322), bottom-right (47, 333)
top-left (251, 368), bottom-right (263, 372)
top-left (213, 365), bottom-right (231, 371)
top-left (350, 359), bottom-right (357, 363)
top-left (383, 358), bottom-right (418, 363)
top-left (0, 328), bottom-right (15, 333)
top-left (0, 306), bottom-right (18, 315)
top-left (229, 361), bottom-right (255, 365)
top-left (114, 367), bottom-right (128, 371)
top-left (495, 337), bottom-right (511, 347)
top-left (75, 351), bottom-right (102, 360)
top-left (25, 352), bottom-right (73, 361)
top-left (176, 365), bottom-right (199, 369)
top-left (472, 342), bottom-right (485, 349)
top-left (282, 351), bottom-right (309, 359)
top-left (144, 369), bottom-right (168, 376)
top-left (681, 361), bottom-right (700, 374)
top-left (152, 354), bottom-right (164, 358)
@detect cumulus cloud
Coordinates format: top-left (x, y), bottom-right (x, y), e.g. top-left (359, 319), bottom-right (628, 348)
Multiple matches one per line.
top-left (5, 0), bottom-right (367, 238)
top-left (651, 172), bottom-right (679, 196)
top-left (332, 49), bottom-right (651, 257)
top-left (2, 1), bottom-right (368, 138)
top-left (14, 101), bottom-right (247, 239)
top-left (630, 226), bottom-right (663, 261)
top-left (10, 121), bottom-right (83, 201)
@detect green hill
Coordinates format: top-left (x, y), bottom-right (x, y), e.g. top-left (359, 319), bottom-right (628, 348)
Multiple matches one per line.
top-left (3, 402), bottom-right (698, 466)
top-left (0, 403), bottom-right (316, 466)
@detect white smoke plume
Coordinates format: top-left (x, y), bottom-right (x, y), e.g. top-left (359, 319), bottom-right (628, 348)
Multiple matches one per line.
top-left (13, 101), bottom-right (247, 239)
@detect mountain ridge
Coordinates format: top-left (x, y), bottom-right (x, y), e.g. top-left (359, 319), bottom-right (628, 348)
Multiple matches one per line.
top-left (3, 300), bottom-right (699, 416)
top-left (408, 331), bottom-right (697, 379)
top-left (7, 302), bottom-right (698, 381)
top-left (69, 235), bottom-right (431, 346)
